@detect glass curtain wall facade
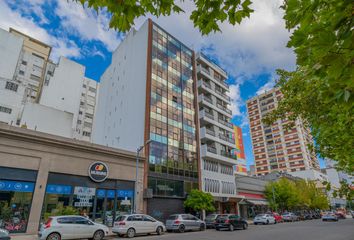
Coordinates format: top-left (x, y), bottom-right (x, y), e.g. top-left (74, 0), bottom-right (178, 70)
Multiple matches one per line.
top-left (147, 23), bottom-right (199, 198)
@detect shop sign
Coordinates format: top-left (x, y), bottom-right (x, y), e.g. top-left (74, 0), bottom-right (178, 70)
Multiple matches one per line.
top-left (88, 162), bottom-right (109, 182)
top-left (46, 184), bottom-right (72, 195)
top-left (0, 180), bottom-right (34, 192)
top-left (117, 190), bottom-right (134, 198)
top-left (74, 187), bottom-right (95, 207)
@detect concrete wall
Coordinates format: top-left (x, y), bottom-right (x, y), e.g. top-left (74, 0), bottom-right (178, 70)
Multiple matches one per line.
top-left (0, 28), bottom-right (23, 80)
top-left (40, 57), bottom-right (84, 130)
top-left (0, 123), bottom-right (144, 234)
top-left (21, 102), bottom-right (73, 138)
top-left (93, 21), bottom-right (149, 152)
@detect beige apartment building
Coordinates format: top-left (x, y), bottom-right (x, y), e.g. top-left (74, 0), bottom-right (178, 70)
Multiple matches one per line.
top-left (246, 88), bottom-right (319, 176)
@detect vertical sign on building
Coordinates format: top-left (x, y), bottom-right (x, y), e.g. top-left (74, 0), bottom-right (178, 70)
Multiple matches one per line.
top-left (233, 126), bottom-right (247, 175)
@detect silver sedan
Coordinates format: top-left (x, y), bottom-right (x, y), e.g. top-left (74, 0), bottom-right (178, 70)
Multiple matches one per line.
top-left (166, 214), bottom-right (206, 233)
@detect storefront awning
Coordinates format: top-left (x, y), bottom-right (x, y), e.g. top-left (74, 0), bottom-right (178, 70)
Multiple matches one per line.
top-left (239, 199), bottom-right (268, 205)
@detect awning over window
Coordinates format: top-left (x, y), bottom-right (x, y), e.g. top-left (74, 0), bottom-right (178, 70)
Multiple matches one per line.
top-left (239, 199), bottom-right (268, 205)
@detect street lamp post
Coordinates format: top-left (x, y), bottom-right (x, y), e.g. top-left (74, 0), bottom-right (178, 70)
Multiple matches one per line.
top-left (134, 140), bottom-right (151, 214)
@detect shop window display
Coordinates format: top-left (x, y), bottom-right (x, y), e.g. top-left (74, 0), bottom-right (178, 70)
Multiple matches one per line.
top-left (0, 180), bottom-right (34, 233)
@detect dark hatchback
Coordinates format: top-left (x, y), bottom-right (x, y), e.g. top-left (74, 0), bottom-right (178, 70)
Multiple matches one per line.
top-left (214, 214), bottom-right (248, 231)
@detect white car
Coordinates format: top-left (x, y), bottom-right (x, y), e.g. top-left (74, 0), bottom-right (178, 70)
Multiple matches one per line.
top-left (253, 214), bottom-right (276, 225)
top-left (112, 214), bottom-right (166, 238)
top-left (38, 216), bottom-right (109, 240)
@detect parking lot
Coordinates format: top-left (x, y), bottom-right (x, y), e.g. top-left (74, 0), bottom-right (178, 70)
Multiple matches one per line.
top-left (107, 219), bottom-right (354, 240)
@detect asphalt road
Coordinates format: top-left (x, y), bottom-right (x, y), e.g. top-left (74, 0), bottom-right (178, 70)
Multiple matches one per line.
top-left (108, 219), bottom-right (354, 240)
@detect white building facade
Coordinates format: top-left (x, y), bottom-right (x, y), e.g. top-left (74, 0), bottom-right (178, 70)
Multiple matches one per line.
top-left (196, 53), bottom-right (238, 208)
top-left (0, 28), bottom-right (98, 140)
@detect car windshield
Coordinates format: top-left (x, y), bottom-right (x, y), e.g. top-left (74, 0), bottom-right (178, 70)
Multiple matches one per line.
top-left (167, 215), bottom-right (178, 220)
top-left (256, 214), bottom-right (265, 217)
top-left (216, 215), bottom-right (229, 219)
top-left (206, 214), bottom-right (217, 219)
top-left (115, 216), bottom-right (126, 221)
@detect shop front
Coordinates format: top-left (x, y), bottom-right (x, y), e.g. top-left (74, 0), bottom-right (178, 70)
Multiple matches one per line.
top-left (0, 123), bottom-right (144, 235)
top-left (238, 192), bottom-right (268, 219)
top-left (42, 173), bottom-right (134, 227)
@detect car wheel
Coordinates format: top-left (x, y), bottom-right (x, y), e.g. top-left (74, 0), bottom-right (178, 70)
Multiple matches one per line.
top-left (178, 224), bottom-right (185, 233)
top-left (127, 228), bottom-right (136, 238)
top-left (199, 223), bottom-right (206, 231)
top-left (46, 233), bottom-right (61, 240)
top-left (243, 223), bottom-right (248, 230)
top-left (229, 224), bottom-right (234, 231)
top-left (274, 220), bottom-right (277, 224)
top-left (156, 226), bottom-right (163, 235)
top-left (254, 222), bottom-right (258, 225)
top-left (93, 230), bottom-right (104, 240)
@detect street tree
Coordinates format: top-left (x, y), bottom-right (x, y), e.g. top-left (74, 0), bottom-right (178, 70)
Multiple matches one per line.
top-left (264, 178), bottom-right (300, 212)
top-left (184, 189), bottom-right (215, 219)
top-left (263, 0), bottom-right (354, 174)
top-left (75, 0), bottom-right (253, 35)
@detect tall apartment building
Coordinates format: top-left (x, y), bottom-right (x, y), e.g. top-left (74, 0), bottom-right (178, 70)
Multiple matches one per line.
top-left (196, 53), bottom-right (237, 211)
top-left (246, 88), bottom-right (319, 176)
top-left (75, 77), bottom-right (98, 141)
top-left (93, 19), bottom-right (200, 218)
top-left (0, 28), bottom-right (98, 141)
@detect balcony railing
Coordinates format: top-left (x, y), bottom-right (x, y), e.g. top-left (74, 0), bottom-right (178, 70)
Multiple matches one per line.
top-left (220, 150), bottom-right (237, 160)
top-left (218, 118), bottom-right (233, 129)
top-left (219, 133), bottom-right (234, 144)
top-left (205, 111), bottom-right (214, 120)
top-left (206, 128), bottom-right (216, 136)
top-left (203, 95), bottom-right (213, 104)
top-left (217, 103), bottom-right (232, 115)
top-left (207, 146), bottom-right (217, 154)
top-left (203, 81), bottom-right (212, 90)
top-left (215, 88), bottom-right (230, 101)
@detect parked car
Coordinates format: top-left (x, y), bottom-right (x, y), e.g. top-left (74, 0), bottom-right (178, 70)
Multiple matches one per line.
top-left (253, 214), bottom-right (276, 225)
top-left (0, 229), bottom-right (10, 240)
top-left (303, 212), bottom-right (314, 220)
top-left (112, 214), bottom-right (165, 238)
top-left (322, 213), bottom-right (338, 222)
top-left (165, 214), bottom-right (205, 233)
top-left (214, 214), bottom-right (248, 231)
top-left (282, 212), bottom-right (299, 222)
top-left (38, 216), bottom-right (109, 240)
top-left (334, 211), bottom-right (346, 219)
top-left (271, 212), bottom-right (283, 223)
top-left (205, 214), bottom-right (219, 229)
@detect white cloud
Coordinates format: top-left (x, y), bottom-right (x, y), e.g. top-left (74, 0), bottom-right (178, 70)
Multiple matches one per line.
top-left (228, 84), bottom-right (243, 117)
top-left (137, 0), bottom-right (295, 82)
top-left (0, 1), bottom-right (80, 62)
top-left (54, 0), bottom-right (121, 51)
top-left (256, 73), bottom-right (276, 95)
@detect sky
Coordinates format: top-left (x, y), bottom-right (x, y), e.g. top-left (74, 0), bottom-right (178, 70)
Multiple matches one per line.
top-left (1, 0), bottom-right (323, 168)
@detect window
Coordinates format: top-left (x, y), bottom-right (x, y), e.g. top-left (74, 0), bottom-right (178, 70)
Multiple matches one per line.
top-left (83, 131), bottom-right (91, 137)
top-left (5, 82), bottom-right (18, 92)
top-left (88, 87), bottom-right (96, 93)
top-left (75, 217), bottom-right (90, 224)
top-left (79, 111), bottom-right (83, 115)
top-left (172, 96), bottom-right (177, 103)
top-left (19, 70), bottom-right (25, 75)
top-left (143, 216), bottom-right (156, 222)
top-left (77, 120), bottom-right (82, 124)
top-left (22, 60), bottom-right (27, 65)
top-left (0, 106), bottom-right (12, 114)
top-left (30, 74), bottom-right (41, 81)
top-left (57, 217), bottom-right (75, 224)
top-left (83, 84), bottom-right (87, 88)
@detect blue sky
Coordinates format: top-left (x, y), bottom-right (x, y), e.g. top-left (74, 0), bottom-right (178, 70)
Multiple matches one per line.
top-left (0, 0), bottom-right (324, 168)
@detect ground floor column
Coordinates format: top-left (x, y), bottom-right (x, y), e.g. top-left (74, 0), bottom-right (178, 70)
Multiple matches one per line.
top-left (26, 158), bottom-right (50, 234)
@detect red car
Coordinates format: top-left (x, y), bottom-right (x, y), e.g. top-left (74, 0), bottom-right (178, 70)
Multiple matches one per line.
top-left (272, 212), bottom-right (283, 223)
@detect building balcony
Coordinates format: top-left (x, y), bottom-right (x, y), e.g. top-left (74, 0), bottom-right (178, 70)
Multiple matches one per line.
top-left (220, 150), bottom-right (237, 160)
top-left (219, 133), bottom-right (234, 144)
top-left (200, 144), bottom-right (237, 165)
top-left (217, 103), bottom-right (232, 115)
top-left (217, 118), bottom-right (233, 129)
